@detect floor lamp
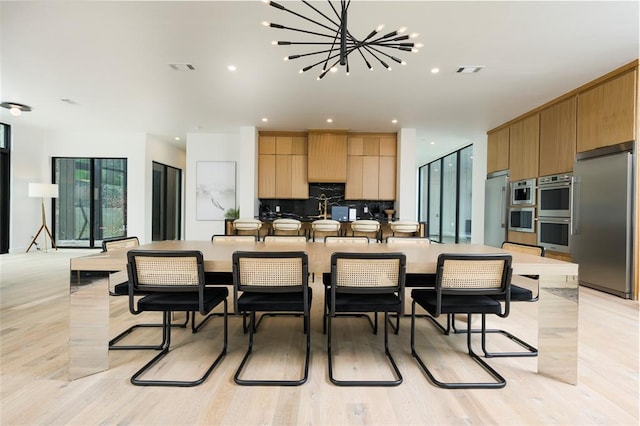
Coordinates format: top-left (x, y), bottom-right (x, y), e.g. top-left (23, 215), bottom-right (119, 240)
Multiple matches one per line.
top-left (27, 183), bottom-right (59, 253)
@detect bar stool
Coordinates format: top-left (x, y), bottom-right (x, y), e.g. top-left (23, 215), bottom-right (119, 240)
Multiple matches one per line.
top-left (311, 219), bottom-right (341, 241)
top-left (272, 218), bottom-right (303, 236)
top-left (390, 220), bottom-right (420, 237)
top-left (350, 219), bottom-right (381, 242)
top-left (233, 218), bottom-right (263, 240)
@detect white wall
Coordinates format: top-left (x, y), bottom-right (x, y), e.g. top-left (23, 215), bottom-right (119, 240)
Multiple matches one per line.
top-left (7, 125), bottom-right (185, 251)
top-left (184, 127), bottom-right (257, 240)
top-left (396, 128), bottom-right (417, 220)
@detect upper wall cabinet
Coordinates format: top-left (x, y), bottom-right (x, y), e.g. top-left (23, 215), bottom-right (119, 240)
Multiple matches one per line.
top-left (509, 114), bottom-right (540, 181)
top-left (345, 134), bottom-right (396, 200)
top-left (539, 96), bottom-right (577, 176)
top-left (577, 69), bottom-right (637, 153)
top-left (258, 135), bottom-right (308, 199)
top-left (487, 127), bottom-right (510, 174)
top-left (307, 131), bottom-right (348, 182)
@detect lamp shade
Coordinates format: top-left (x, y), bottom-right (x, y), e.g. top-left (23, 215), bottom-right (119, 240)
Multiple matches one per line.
top-left (28, 183), bottom-right (59, 198)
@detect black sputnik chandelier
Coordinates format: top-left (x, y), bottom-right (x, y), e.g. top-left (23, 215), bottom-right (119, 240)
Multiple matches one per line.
top-left (262, 0), bottom-right (421, 80)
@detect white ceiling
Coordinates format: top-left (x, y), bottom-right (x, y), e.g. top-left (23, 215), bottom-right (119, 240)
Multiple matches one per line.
top-left (1, 1), bottom-right (638, 163)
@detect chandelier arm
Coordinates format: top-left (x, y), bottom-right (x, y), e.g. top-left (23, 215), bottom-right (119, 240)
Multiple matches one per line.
top-left (360, 44), bottom-right (390, 68)
top-left (300, 0), bottom-right (340, 29)
top-left (350, 43), bottom-right (373, 69)
top-left (269, 1), bottom-right (339, 33)
top-left (286, 48), bottom-right (340, 60)
top-left (318, 56), bottom-right (343, 79)
top-left (273, 24), bottom-right (341, 39)
top-left (301, 50), bottom-right (343, 73)
top-left (364, 45), bottom-right (404, 64)
top-left (324, 30), bottom-right (341, 71)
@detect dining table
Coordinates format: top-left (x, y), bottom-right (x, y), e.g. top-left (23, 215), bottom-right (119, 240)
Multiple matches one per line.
top-left (69, 240), bottom-right (579, 385)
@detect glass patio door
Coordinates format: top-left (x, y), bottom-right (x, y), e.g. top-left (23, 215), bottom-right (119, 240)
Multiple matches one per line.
top-left (54, 158), bottom-right (127, 248)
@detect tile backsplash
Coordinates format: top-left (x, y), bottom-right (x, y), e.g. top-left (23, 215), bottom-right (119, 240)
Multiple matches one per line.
top-left (259, 183), bottom-right (395, 220)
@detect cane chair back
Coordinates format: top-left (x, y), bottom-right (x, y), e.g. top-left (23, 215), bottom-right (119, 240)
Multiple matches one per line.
top-left (386, 237), bottom-right (430, 245)
top-left (102, 236), bottom-right (139, 252)
top-left (211, 235), bottom-right (257, 243)
top-left (263, 235), bottom-right (308, 244)
top-left (324, 236), bottom-right (369, 245)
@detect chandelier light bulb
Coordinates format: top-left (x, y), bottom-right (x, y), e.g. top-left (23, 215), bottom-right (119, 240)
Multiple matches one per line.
top-left (410, 33), bottom-right (420, 38)
top-left (401, 61), bottom-right (407, 65)
top-left (262, 21), bottom-right (270, 26)
top-left (398, 27), bottom-right (407, 34)
top-left (376, 24), bottom-right (385, 32)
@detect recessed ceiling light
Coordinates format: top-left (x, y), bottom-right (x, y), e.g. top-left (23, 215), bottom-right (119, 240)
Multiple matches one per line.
top-left (326, 118), bottom-right (333, 123)
top-left (262, 118), bottom-right (268, 122)
top-left (430, 141), bottom-right (435, 145)
top-left (175, 137), bottom-right (180, 141)
top-left (1, 102), bottom-right (32, 116)
top-left (228, 65), bottom-right (237, 72)
top-left (392, 119), bottom-right (398, 124)
top-left (431, 67), bottom-right (440, 74)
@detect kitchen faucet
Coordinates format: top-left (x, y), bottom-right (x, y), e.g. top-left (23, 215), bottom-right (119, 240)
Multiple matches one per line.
top-left (318, 193), bottom-right (328, 219)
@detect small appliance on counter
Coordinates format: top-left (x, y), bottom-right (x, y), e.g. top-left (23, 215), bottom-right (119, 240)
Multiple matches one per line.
top-left (331, 206), bottom-right (349, 221)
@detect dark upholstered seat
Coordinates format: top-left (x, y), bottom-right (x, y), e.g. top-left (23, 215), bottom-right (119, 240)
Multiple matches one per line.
top-left (127, 250), bottom-right (227, 387)
top-left (411, 253), bottom-right (512, 389)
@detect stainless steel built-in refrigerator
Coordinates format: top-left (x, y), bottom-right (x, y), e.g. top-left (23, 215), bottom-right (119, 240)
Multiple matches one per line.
top-left (572, 142), bottom-right (635, 299)
top-left (484, 170), bottom-right (509, 248)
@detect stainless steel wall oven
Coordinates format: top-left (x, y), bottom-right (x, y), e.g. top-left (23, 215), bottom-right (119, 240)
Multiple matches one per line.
top-left (537, 173), bottom-right (572, 253)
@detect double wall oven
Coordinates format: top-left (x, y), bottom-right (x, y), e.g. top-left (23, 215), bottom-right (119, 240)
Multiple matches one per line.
top-left (537, 173), bottom-right (572, 253)
top-left (508, 178), bottom-right (536, 233)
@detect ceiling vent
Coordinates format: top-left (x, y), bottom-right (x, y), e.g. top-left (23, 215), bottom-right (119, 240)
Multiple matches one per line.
top-left (169, 63), bottom-right (195, 71)
top-left (456, 66), bottom-right (484, 74)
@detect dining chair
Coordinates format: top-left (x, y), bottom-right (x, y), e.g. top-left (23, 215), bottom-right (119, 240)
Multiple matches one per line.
top-left (103, 236), bottom-right (189, 351)
top-left (310, 219), bottom-right (341, 241)
top-left (232, 218), bottom-right (263, 240)
top-left (451, 241), bottom-right (544, 358)
top-left (271, 218), bottom-right (303, 236)
top-left (207, 234), bottom-right (258, 333)
top-left (232, 251), bottom-right (311, 386)
top-left (389, 220), bottom-right (420, 237)
top-left (385, 237), bottom-right (436, 333)
top-left (411, 253), bottom-right (512, 389)
top-left (350, 219), bottom-right (381, 242)
top-left (126, 250), bottom-right (228, 387)
top-left (327, 252), bottom-right (406, 386)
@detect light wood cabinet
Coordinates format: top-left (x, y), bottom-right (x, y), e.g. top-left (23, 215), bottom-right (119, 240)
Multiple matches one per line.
top-left (258, 134), bottom-right (308, 199)
top-left (307, 131), bottom-right (348, 182)
top-left (345, 134), bottom-right (396, 200)
top-left (487, 127), bottom-right (510, 173)
top-left (539, 97), bottom-right (577, 176)
top-left (577, 69), bottom-right (636, 153)
top-left (509, 114), bottom-right (540, 181)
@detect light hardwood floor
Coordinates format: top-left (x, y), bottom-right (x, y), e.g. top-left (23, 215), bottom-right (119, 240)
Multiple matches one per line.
top-left (1, 249), bottom-right (638, 425)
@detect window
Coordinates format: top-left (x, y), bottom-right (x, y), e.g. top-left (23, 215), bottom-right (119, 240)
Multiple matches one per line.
top-left (53, 158), bottom-right (127, 248)
top-left (0, 123), bottom-right (10, 253)
top-left (418, 144), bottom-right (473, 243)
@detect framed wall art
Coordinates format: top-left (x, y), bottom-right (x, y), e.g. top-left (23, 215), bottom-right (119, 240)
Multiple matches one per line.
top-left (196, 161), bottom-right (236, 221)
